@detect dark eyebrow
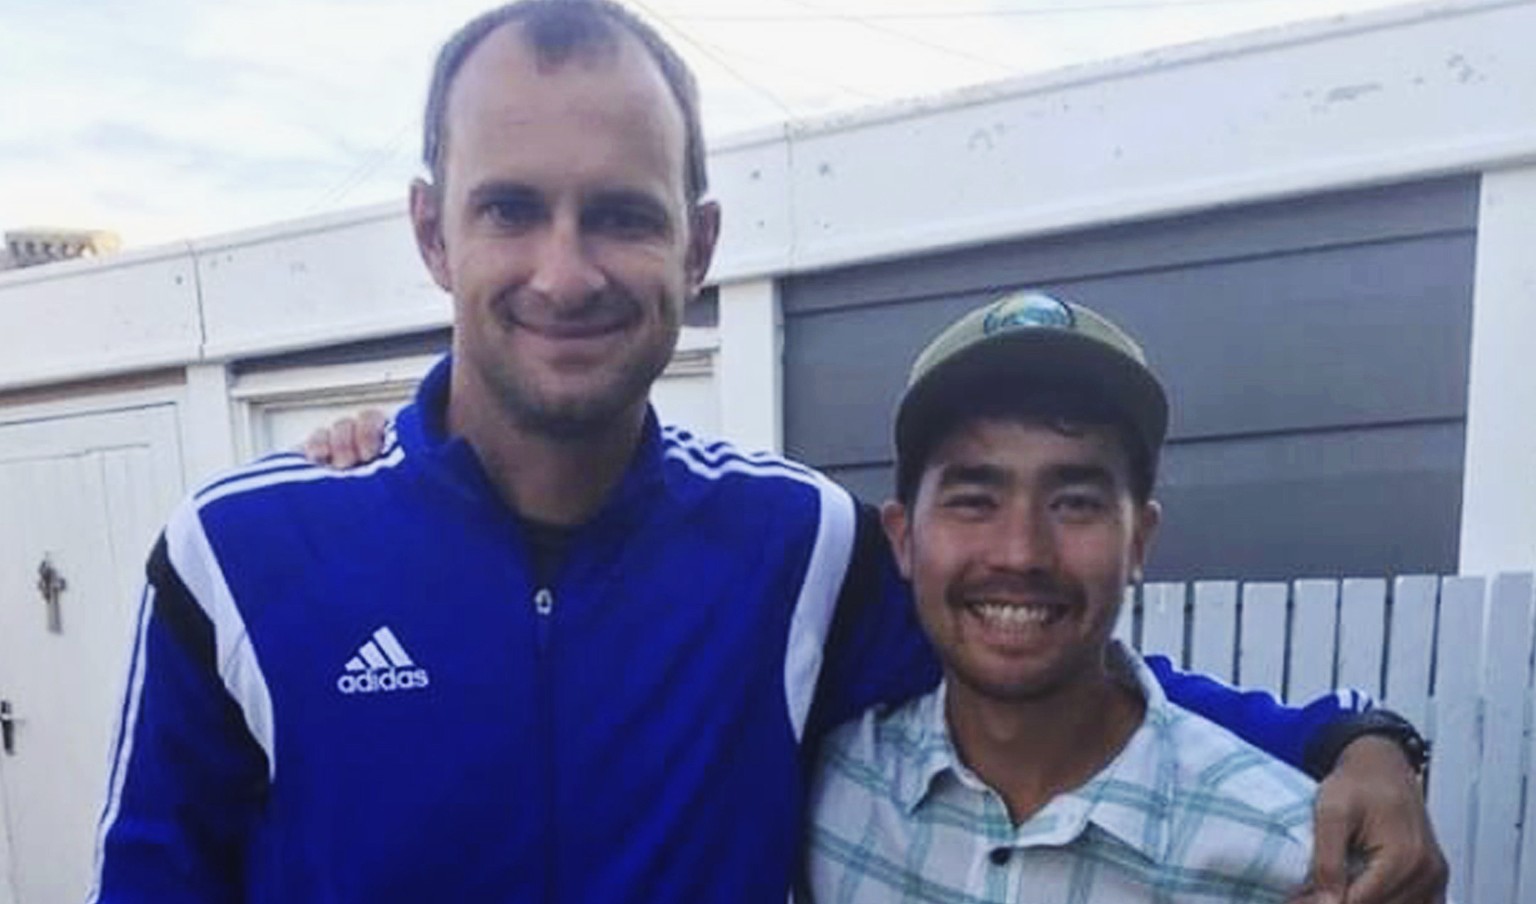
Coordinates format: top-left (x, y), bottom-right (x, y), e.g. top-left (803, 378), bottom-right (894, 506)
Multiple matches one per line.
top-left (587, 187), bottom-right (668, 210)
top-left (465, 181), bottom-right (542, 207)
top-left (935, 463), bottom-right (1009, 491)
top-left (1048, 464), bottom-right (1118, 491)
top-left (585, 188), bottom-right (674, 227)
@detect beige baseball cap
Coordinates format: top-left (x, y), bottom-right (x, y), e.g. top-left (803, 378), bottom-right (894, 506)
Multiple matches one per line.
top-left (895, 290), bottom-right (1169, 475)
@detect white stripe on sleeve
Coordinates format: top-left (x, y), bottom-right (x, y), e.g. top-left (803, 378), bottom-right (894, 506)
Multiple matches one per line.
top-left (783, 479), bottom-right (856, 743)
top-left (166, 502), bottom-right (278, 779)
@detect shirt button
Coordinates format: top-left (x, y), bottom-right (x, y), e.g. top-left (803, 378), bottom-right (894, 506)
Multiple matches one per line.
top-left (988, 848), bottom-right (1012, 866)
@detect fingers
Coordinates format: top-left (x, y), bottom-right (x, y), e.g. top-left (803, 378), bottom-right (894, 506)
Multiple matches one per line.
top-left (357, 409), bottom-right (388, 461)
top-left (1299, 792), bottom-right (1351, 904)
top-left (302, 427), bottom-right (333, 465)
top-left (1347, 862), bottom-right (1445, 904)
top-left (297, 411), bottom-right (391, 469)
top-left (1306, 735), bottom-right (1449, 904)
top-left (328, 418), bottom-right (360, 470)
top-left (1343, 822), bottom-right (1447, 904)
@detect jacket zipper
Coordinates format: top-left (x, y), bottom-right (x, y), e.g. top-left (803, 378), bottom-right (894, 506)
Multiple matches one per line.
top-left (533, 584), bottom-right (556, 904)
top-left (533, 586), bottom-right (554, 649)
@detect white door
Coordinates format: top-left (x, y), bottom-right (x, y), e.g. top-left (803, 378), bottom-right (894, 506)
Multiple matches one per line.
top-left (652, 369), bottom-right (720, 437)
top-left (652, 332), bottom-right (720, 437)
top-left (0, 768), bottom-right (14, 904)
top-left (0, 405), bottom-right (183, 904)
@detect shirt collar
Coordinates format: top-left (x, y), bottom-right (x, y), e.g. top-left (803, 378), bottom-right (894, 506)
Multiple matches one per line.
top-left (1055, 643), bottom-right (1177, 860)
top-left (894, 681), bottom-right (967, 815)
top-left (894, 641), bottom-right (1178, 861)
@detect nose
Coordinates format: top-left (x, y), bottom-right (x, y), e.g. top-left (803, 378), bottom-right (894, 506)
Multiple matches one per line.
top-left (988, 501), bottom-right (1056, 574)
top-left (527, 215), bottom-right (607, 305)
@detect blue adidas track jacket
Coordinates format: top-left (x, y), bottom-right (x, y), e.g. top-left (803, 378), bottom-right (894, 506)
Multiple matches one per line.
top-left (91, 357), bottom-right (1361, 903)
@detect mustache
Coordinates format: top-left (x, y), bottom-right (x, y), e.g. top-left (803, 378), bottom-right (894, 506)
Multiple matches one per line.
top-left (945, 570), bottom-right (1083, 609)
top-left (496, 289), bottom-right (641, 333)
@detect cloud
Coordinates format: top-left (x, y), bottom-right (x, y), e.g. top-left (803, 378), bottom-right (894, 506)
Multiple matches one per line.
top-left (0, 0), bottom-right (1412, 247)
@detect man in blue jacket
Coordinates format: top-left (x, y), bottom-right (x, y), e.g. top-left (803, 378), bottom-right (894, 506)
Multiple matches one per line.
top-left (92, 2), bottom-right (1443, 901)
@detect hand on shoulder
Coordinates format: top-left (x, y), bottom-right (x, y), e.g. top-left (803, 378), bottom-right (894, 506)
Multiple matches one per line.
top-left (301, 409), bottom-right (389, 469)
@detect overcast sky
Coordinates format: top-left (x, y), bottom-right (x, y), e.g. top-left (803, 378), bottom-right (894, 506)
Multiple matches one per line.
top-left (0, 0), bottom-right (1414, 249)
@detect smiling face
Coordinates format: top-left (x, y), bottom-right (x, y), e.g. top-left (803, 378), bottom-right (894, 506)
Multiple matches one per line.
top-left (411, 22), bottom-right (718, 439)
top-left (882, 417), bottom-right (1160, 705)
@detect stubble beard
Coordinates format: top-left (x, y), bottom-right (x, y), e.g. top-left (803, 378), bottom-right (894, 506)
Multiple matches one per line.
top-left (461, 283), bottom-right (683, 441)
top-left (503, 350), bottom-right (670, 440)
top-left (493, 321), bottom-right (677, 442)
top-left (936, 571), bottom-right (1116, 705)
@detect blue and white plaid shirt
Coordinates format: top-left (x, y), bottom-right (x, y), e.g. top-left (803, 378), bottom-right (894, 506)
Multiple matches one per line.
top-left (806, 642), bottom-right (1316, 903)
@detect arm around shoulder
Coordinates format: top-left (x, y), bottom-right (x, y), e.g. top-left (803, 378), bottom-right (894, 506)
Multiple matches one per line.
top-left (1145, 653), bottom-right (1403, 776)
top-left (1142, 656), bottom-right (1444, 904)
top-left (803, 501), bottom-right (940, 740)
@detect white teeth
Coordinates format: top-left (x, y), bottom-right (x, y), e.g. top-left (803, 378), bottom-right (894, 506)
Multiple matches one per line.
top-left (974, 603), bottom-right (1055, 626)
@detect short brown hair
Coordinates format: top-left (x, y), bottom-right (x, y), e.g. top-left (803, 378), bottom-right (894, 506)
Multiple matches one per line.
top-left (895, 383), bottom-right (1155, 507)
top-left (422, 0), bottom-right (708, 200)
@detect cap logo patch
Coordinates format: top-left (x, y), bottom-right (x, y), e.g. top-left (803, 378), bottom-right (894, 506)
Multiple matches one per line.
top-left (982, 293), bottom-right (1074, 335)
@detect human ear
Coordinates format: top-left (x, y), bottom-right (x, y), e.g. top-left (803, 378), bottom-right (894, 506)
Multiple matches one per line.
top-left (410, 178), bottom-right (451, 292)
top-left (880, 500), bottom-right (915, 580)
top-left (685, 200), bottom-right (720, 290)
top-left (1130, 499), bottom-right (1162, 580)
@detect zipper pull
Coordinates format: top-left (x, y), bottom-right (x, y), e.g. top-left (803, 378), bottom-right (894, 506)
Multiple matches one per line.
top-left (532, 587), bottom-right (555, 651)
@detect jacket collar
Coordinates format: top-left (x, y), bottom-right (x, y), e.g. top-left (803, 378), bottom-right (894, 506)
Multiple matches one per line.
top-left (396, 355), bottom-right (668, 530)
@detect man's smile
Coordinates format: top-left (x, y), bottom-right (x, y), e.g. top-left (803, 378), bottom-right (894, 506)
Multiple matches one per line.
top-left (965, 599), bottom-right (1069, 630)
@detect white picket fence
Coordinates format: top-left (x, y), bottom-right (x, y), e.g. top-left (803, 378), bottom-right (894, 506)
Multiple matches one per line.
top-left (1115, 573), bottom-right (1536, 904)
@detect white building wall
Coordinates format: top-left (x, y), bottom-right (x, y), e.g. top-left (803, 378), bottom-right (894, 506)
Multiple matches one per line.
top-left (0, 246), bottom-right (201, 390)
top-left (716, 279), bottom-right (782, 454)
top-left (0, 0), bottom-right (1527, 537)
top-left (193, 207), bottom-right (446, 361)
top-left (704, 0), bottom-right (1536, 280)
top-left (1459, 163), bottom-right (1536, 575)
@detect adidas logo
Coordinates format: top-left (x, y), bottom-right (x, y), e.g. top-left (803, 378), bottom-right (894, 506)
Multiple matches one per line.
top-left (336, 626), bottom-right (431, 695)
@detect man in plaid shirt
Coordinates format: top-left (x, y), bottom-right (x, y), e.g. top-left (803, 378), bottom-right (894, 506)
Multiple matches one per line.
top-left (807, 291), bottom-right (1318, 902)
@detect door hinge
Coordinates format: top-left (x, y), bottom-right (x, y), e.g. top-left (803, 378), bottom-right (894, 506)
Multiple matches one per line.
top-left (0, 700), bottom-right (15, 755)
top-left (38, 554), bottom-right (67, 634)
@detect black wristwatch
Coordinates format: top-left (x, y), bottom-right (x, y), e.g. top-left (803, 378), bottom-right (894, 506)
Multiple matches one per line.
top-left (1302, 708), bottom-right (1431, 781)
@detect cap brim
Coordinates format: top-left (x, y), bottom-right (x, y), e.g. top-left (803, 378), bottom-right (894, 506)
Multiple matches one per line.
top-left (895, 329), bottom-right (1169, 467)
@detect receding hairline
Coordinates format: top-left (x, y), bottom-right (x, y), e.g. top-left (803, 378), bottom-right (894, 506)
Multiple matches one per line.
top-left (432, 18), bottom-right (691, 188)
